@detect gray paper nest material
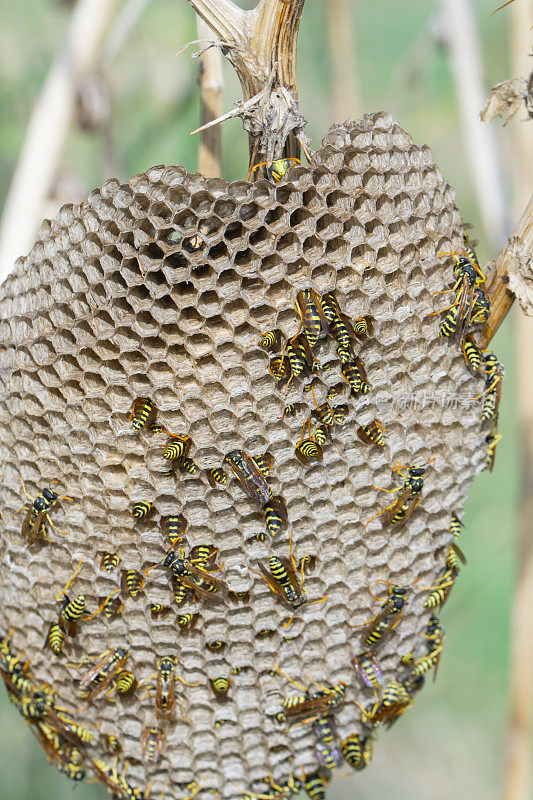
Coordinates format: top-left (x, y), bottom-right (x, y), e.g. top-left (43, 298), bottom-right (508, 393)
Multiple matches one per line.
top-left (0, 113), bottom-right (488, 799)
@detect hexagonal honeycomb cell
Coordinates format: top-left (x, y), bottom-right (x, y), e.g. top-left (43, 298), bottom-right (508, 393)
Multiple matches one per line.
top-left (0, 114), bottom-right (489, 800)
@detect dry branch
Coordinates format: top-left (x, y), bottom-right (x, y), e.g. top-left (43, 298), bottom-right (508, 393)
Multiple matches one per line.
top-left (0, 0), bottom-right (119, 281)
top-left (196, 16), bottom-right (224, 177)
top-left (185, 0), bottom-right (310, 178)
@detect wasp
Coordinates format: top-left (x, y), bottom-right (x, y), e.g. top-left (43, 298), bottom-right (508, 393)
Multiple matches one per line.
top-left (177, 613), bottom-right (196, 629)
top-left (262, 496), bottom-right (288, 538)
top-left (179, 457), bottom-right (199, 475)
top-left (340, 359), bottom-right (370, 395)
top-left (162, 550), bottom-right (228, 603)
top-left (403, 617), bottom-right (445, 683)
top-left (351, 581), bottom-right (412, 649)
top-left (32, 722), bottom-right (86, 782)
top-left (283, 335), bottom-right (314, 385)
top-left (256, 628), bottom-right (277, 639)
top-left (141, 726), bottom-right (165, 763)
top-left (313, 713), bottom-right (337, 746)
top-left (312, 401), bottom-right (334, 428)
top-left (274, 665), bottom-right (347, 724)
top-left (366, 459), bottom-right (434, 527)
top-left (131, 501), bottom-right (153, 520)
top-left (152, 655), bottom-right (199, 723)
top-left (423, 568), bottom-right (458, 609)
top-left (207, 467), bottom-right (228, 487)
top-left (121, 570), bottom-right (145, 598)
top-left (478, 352), bottom-right (504, 423)
top-left (91, 759), bottom-right (146, 800)
top-left (100, 552), bottom-right (120, 573)
top-left (331, 404), bottom-right (349, 424)
top-left (450, 512), bottom-right (464, 538)
top-left (294, 419), bottom-right (323, 465)
top-left (251, 537), bottom-right (324, 624)
top-left (357, 419), bottom-right (387, 447)
top-left (259, 330), bottom-right (282, 352)
top-left (242, 773), bottom-right (303, 800)
top-left (206, 640), bottom-right (226, 652)
top-left (255, 531), bottom-right (269, 542)
top-left (462, 336), bottom-right (482, 374)
top-left (45, 623), bottom-right (65, 656)
top-left (353, 651), bottom-right (384, 689)
top-left (314, 423), bottom-right (328, 447)
top-left (171, 578), bottom-right (192, 606)
top-left (210, 676), bottom-right (231, 699)
top-left (149, 603), bottom-right (171, 620)
top-left (224, 450), bottom-right (273, 505)
top-left (105, 733), bottom-right (121, 753)
top-left (353, 317), bottom-right (369, 336)
top-left (269, 353), bottom-right (291, 383)
top-left (130, 397), bottom-right (156, 431)
top-left (370, 680), bottom-right (413, 727)
top-left (329, 313), bottom-right (356, 353)
top-left (19, 477), bottom-right (72, 544)
top-left (230, 666), bottom-right (249, 675)
top-left (303, 772), bottom-right (327, 800)
top-left (189, 543), bottom-right (220, 571)
top-left (278, 403), bottom-right (296, 420)
top-left (77, 647), bottom-right (129, 700)
top-left (162, 513), bottom-right (187, 547)
top-left (315, 740), bottom-right (341, 772)
top-left (250, 157), bottom-right (301, 182)
top-left (163, 435), bottom-right (192, 462)
top-left (485, 430), bottom-right (502, 471)
top-left (228, 590), bottom-right (251, 603)
top-left (341, 733), bottom-right (372, 771)
top-left (55, 557), bottom-right (87, 637)
top-left (446, 541), bottom-right (467, 571)
top-left (294, 289), bottom-right (329, 349)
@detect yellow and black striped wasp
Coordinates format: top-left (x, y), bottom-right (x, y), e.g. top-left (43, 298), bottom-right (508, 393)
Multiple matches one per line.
top-left (45, 623), bottom-right (65, 656)
top-left (210, 676), bottom-right (231, 699)
top-left (484, 429), bottom-right (502, 471)
top-left (350, 580), bottom-right (415, 649)
top-left (273, 664), bottom-right (347, 725)
top-left (250, 537), bottom-right (325, 624)
top-left (131, 501), bottom-right (153, 520)
top-left (462, 335), bottom-right (482, 374)
top-left (114, 669), bottom-right (137, 696)
top-left (352, 651), bottom-right (384, 690)
top-left (161, 549), bottom-right (228, 603)
top-left (207, 467), bottom-right (228, 487)
top-left (294, 289), bottom-right (329, 350)
top-left (450, 512), bottom-right (464, 538)
top-left (162, 513), bottom-right (187, 547)
top-left (249, 157), bottom-right (301, 183)
top-left (303, 771), bottom-right (328, 800)
top-left (368, 679), bottom-right (413, 727)
top-left (76, 647), bottom-right (129, 700)
top-left (55, 557), bottom-right (113, 637)
top-left (19, 477), bottom-right (73, 545)
top-left (259, 330), bottom-right (282, 352)
top-left (357, 419), bottom-right (388, 447)
top-left (91, 758), bottom-right (146, 800)
top-left (150, 655), bottom-right (199, 723)
top-left (163, 434), bottom-right (192, 462)
top-left (224, 450), bottom-right (273, 505)
top-left (141, 725), bottom-right (165, 764)
top-left (478, 351), bottom-right (504, 423)
top-left (294, 419), bottom-right (323, 465)
top-left (422, 568), bottom-right (458, 609)
top-left (341, 733), bottom-right (373, 771)
top-left (130, 397), bottom-right (156, 431)
top-left (121, 569), bottom-right (145, 599)
top-left (340, 359), bottom-right (370, 396)
top-left (100, 552), bottom-right (120, 573)
top-left (365, 459), bottom-right (434, 527)
top-left (402, 616), bottom-right (445, 683)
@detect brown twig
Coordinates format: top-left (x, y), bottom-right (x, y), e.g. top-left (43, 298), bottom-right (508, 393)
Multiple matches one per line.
top-left (196, 16), bottom-right (223, 177)
top-left (0, 0), bottom-right (120, 280)
top-left (185, 0), bottom-right (309, 179)
top-left (476, 194), bottom-right (533, 349)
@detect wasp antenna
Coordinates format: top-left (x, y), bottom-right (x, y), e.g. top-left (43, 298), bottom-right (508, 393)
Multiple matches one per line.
top-left (55, 556), bottom-right (84, 601)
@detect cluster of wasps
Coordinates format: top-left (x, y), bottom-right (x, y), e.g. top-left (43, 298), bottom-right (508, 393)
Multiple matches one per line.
top-left (433, 237), bottom-right (504, 470)
top-left (0, 629), bottom-right (96, 783)
top-left (260, 287), bottom-right (373, 465)
top-left (3, 202), bottom-right (504, 800)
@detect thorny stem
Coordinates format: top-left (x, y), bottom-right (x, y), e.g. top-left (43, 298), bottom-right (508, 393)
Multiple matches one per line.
top-left (185, 0), bottom-right (309, 180)
top-left (476, 194), bottom-right (533, 349)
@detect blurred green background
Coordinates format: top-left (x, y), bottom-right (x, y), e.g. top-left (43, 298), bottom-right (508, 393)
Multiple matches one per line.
top-left (0, 1), bottom-right (519, 799)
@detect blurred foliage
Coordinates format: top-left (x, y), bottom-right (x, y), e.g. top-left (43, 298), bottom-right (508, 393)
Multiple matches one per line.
top-left (0, 1), bottom-right (519, 799)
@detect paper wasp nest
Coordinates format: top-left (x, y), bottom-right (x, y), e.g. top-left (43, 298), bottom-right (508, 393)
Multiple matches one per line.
top-left (0, 113), bottom-right (488, 799)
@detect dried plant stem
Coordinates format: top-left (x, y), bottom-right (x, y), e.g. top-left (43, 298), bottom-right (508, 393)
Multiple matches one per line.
top-left (476, 194), bottom-right (533, 350)
top-left (0, 0), bottom-right (119, 281)
top-left (326, 0), bottom-right (360, 120)
top-left (441, 0), bottom-right (508, 249)
top-left (502, 3), bottom-right (533, 799)
top-left (196, 16), bottom-right (223, 177)
top-left (186, 0), bottom-right (309, 179)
